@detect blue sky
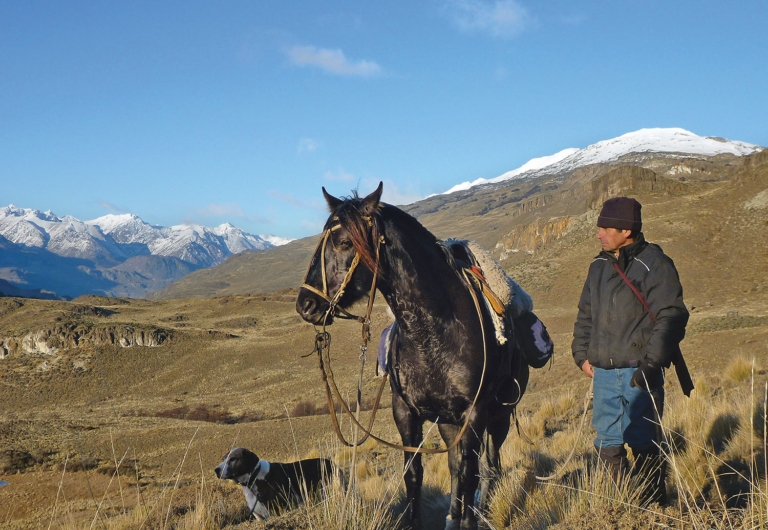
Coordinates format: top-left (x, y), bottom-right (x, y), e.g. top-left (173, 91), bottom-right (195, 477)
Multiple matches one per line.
top-left (1, 1), bottom-right (766, 239)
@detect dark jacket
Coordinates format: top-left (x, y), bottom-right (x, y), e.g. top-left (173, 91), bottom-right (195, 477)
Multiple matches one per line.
top-left (572, 233), bottom-right (688, 370)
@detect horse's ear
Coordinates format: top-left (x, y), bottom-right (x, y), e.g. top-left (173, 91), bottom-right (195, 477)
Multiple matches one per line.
top-left (322, 187), bottom-right (343, 212)
top-left (361, 181), bottom-right (383, 214)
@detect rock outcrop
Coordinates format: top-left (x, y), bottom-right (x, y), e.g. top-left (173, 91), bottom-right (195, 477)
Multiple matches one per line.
top-left (496, 216), bottom-right (575, 257)
top-left (0, 323), bottom-right (171, 358)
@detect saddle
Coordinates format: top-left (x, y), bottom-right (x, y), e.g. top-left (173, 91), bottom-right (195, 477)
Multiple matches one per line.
top-left (445, 240), bottom-right (554, 370)
top-left (378, 240), bottom-right (554, 404)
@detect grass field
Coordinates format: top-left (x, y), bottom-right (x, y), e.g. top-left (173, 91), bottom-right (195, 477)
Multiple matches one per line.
top-left (1, 290), bottom-right (767, 529)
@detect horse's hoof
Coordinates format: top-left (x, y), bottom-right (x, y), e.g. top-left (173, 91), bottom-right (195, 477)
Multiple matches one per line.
top-left (444, 515), bottom-right (460, 530)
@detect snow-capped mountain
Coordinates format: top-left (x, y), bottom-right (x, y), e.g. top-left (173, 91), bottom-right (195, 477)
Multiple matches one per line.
top-left (0, 206), bottom-right (276, 268)
top-left (0, 207), bottom-right (126, 264)
top-left (258, 234), bottom-right (295, 247)
top-left (443, 128), bottom-right (763, 195)
top-left (0, 206), bottom-right (291, 298)
top-left (85, 213), bottom-right (276, 267)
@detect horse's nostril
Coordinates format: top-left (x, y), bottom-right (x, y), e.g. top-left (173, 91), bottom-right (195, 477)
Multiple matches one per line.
top-left (304, 298), bottom-right (317, 314)
top-left (300, 296), bottom-right (317, 316)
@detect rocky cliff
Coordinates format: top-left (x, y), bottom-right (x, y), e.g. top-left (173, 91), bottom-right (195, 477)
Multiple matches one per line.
top-left (0, 323), bottom-right (172, 358)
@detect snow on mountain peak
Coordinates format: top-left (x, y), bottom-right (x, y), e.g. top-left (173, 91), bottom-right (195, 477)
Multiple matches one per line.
top-left (570, 127), bottom-right (761, 166)
top-left (259, 234), bottom-right (295, 247)
top-left (440, 127), bottom-right (763, 196)
top-left (1, 206), bottom-right (282, 267)
top-left (441, 148), bottom-right (581, 195)
top-left (88, 213), bottom-right (144, 233)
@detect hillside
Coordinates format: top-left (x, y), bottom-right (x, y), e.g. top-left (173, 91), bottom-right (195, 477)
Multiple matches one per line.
top-left (147, 236), bottom-right (321, 299)
top-left (2, 133), bottom-right (767, 528)
top-left (154, 149), bottom-right (768, 311)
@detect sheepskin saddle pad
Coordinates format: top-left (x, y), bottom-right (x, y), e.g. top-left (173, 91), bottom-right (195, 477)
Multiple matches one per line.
top-left (443, 239), bottom-right (533, 345)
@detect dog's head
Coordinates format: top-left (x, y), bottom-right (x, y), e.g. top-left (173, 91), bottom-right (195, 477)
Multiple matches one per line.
top-left (214, 447), bottom-right (261, 484)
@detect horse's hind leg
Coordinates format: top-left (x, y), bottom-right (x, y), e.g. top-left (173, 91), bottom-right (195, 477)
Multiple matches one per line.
top-left (392, 393), bottom-right (424, 529)
top-left (478, 412), bottom-right (511, 515)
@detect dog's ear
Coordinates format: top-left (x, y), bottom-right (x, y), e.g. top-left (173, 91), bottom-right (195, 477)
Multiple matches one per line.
top-left (241, 448), bottom-right (260, 467)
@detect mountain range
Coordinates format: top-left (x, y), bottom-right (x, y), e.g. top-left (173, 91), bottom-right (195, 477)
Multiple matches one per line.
top-left (442, 127), bottom-right (762, 194)
top-left (149, 127), bottom-right (766, 299)
top-left (2, 127), bottom-right (763, 300)
top-left (0, 208), bottom-right (291, 299)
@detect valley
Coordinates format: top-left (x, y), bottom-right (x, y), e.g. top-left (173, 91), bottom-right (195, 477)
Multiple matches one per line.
top-left (1, 138), bottom-right (767, 528)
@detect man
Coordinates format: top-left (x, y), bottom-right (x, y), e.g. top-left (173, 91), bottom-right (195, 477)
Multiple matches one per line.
top-left (572, 197), bottom-right (689, 505)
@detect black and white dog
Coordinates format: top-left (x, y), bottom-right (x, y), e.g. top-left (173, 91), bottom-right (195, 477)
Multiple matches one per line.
top-left (214, 447), bottom-right (335, 520)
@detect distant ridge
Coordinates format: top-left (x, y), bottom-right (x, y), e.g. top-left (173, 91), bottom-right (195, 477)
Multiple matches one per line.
top-left (0, 207), bottom-right (293, 299)
top-left (155, 128), bottom-right (766, 299)
top-left (442, 128), bottom-right (763, 195)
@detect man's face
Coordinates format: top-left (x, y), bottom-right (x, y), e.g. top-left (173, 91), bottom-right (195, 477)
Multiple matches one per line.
top-left (597, 226), bottom-right (633, 254)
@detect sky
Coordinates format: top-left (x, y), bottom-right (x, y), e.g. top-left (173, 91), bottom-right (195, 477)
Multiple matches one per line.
top-left (1, 1), bottom-right (767, 240)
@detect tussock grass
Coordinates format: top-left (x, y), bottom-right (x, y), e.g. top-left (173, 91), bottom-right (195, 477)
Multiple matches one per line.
top-left (32, 359), bottom-right (768, 530)
top-left (725, 355), bottom-right (755, 384)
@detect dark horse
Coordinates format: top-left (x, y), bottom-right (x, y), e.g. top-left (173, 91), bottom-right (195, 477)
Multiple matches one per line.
top-left (296, 183), bottom-right (527, 530)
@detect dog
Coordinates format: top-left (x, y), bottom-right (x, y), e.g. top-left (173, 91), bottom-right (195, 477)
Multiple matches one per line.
top-left (214, 447), bottom-right (335, 520)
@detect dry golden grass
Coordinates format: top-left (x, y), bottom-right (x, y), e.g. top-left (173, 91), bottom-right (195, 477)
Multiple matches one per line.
top-left (45, 366), bottom-right (766, 530)
top-left (2, 280), bottom-right (768, 529)
top-left (725, 356), bottom-right (756, 385)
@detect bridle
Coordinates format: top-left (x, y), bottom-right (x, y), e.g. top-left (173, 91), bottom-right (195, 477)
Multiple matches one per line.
top-left (299, 216), bottom-right (389, 448)
top-left (299, 215), bottom-right (492, 455)
top-left (299, 216), bottom-right (384, 336)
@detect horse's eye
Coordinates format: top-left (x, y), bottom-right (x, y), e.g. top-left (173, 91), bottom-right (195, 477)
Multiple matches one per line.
top-left (337, 240), bottom-right (353, 250)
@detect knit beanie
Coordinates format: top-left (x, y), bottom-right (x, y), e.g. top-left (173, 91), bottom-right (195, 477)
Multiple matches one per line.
top-left (597, 197), bottom-right (642, 231)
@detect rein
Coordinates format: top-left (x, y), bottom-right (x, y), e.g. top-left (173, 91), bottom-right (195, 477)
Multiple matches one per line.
top-left (301, 221), bottom-right (388, 447)
top-left (301, 222), bottom-right (493, 454)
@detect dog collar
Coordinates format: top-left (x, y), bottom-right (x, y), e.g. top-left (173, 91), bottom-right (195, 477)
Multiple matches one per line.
top-left (247, 460), bottom-right (271, 488)
top-left (256, 460), bottom-right (270, 481)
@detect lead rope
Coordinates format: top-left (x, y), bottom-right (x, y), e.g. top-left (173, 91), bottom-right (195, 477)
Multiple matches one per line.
top-left (314, 266), bottom-right (490, 455)
top-left (315, 233), bottom-right (388, 448)
top-left (299, 221), bottom-right (492, 455)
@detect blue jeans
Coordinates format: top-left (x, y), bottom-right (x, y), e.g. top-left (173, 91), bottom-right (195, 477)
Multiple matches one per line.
top-left (592, 367), bottom-right (662, 451)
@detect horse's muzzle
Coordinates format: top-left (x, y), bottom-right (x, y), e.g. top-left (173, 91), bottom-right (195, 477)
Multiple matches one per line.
top-left (296, 289), bottom-right (332, 325)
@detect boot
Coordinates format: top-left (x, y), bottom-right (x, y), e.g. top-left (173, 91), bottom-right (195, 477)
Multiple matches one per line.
top-left (597, 445), bottom-right (629, 484)
top-left (632, 447), bottom-right (668, 506)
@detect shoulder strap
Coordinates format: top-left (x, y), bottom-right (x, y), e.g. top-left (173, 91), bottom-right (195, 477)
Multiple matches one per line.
top-left (613, 263), bottom-right (657, 322)
top-left (612, 262), bottom-right (694, 397)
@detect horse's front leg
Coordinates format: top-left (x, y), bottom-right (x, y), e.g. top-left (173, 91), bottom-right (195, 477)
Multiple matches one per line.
top-left (459, 428), bottom-right (483, 530)
top-left (438, 423), bottom-right (462, 530)
top-left (392, 392), bottom-right (424, 529)
top-left (439, 419), bottom-right (484, 530)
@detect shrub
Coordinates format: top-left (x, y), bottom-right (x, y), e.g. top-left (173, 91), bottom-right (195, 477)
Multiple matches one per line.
top-left (291, 401), bottom-right (319, 417)
top-left (154, 404), bottom-right (236, 424)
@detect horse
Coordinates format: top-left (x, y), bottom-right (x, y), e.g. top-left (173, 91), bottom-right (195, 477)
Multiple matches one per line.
top-left (296, 182), bottom-right (528, 530)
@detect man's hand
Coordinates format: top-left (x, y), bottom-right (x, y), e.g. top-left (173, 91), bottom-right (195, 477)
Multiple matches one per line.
top-left (581, 360), bottom-right (594, 378)
top-left (630, 363), bottom-right (663, 391)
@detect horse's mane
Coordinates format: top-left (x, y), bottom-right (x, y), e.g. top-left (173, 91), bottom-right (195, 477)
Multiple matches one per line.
top-left (325, 193), bottom-right (442, 274)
